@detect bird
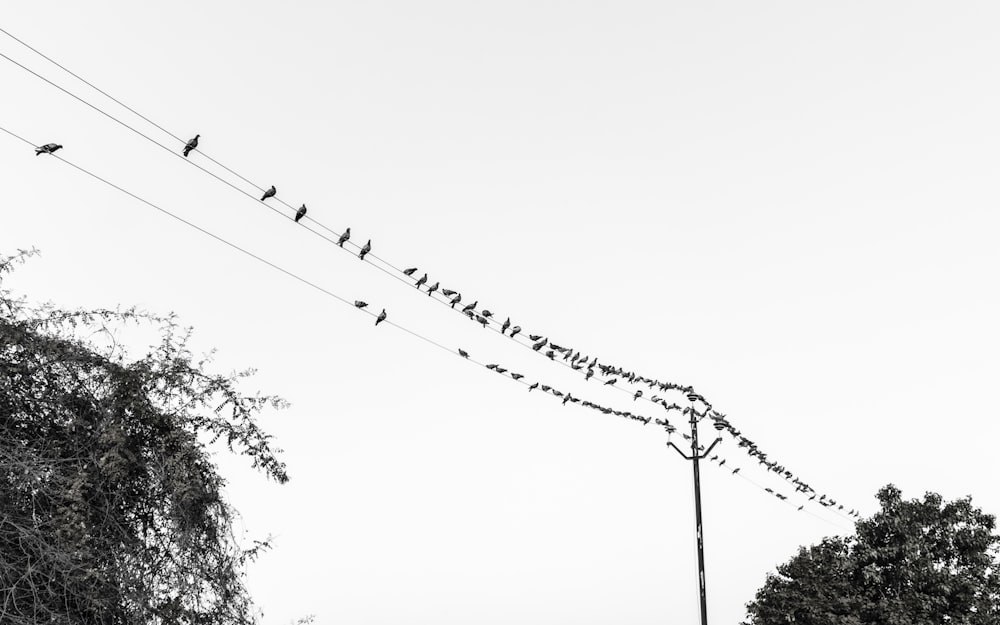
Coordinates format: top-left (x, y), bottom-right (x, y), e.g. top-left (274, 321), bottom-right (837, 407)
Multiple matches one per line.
top-left (261, 185), bottom-right (277, 201)
top-left (337, 228), bottom-right (351, 247)
top-left (183, 134), bottom-right (199, 157)
top-left (719, 459), bottom-right (727, 467)
top-left (375, 309), bottom-right (387, 326)
top-left (463, 310), bottom-right (474, 319)
top-left (532, 338), bottom-right (547, 351)
top-left (528, 382), bottom-right (538, 391)
top-left (458, 348), bottom-right (469, 358)
top-left (633, 390), bottom-right (643, 401)
top-left (562, 393), bottom-right (572, 405)
top-left (354, 300), bottom-right (368, 309)
top-left (509, 326), bottom-right (521, 338)
top-left (585, 369), bottom-right (594, 382)
top-left (359, 240), bottom-right (371, 260)
top-left (495, 367), bottom-right (508, 374)
top-left (441, 289), bottom-right (457, 297)
top-left (476, 315), bottom-right (488, 327)
top-left (604, 378), bottom-right (618, 386)
top-left (35, 143), bottom-right (63, 156)
top-left (415, 274), bottom-right (428, 289)
top-left (426, 282), bottom-right (439, 296)
top-left (732, 467), bottom-right (741, 475)
top-left (295, 204), bottom-right (307, 223)
top-left (501, 317), bottom-right (511, 335)
top-left (486, 364), bottom-right (498, 370)
top-left (449, 294), bottom-right (462, 308)
top-left (511, 373), bottom-right (524, 380)
top-left (482, 310), bottom-right (493, 318)
top-left (529, 334), bottom-right (543, 341)
top-left (462, 301), bottom-right (478, 313)
top-left (403, 267), bottom-right (418, 276)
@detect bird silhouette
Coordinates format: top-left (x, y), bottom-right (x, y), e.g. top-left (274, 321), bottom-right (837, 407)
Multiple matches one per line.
top-left (604, 378), bottom-right (618, 386)
top-left (495, 367), bottom-right (507, 374)
top-left (532, 340), bottom-right (545, 351)
top-left (562, 393), bottom-right (572, 405)
top-left (354, 300), bottom-right (368, 308)
top-left (415, 273), bottom-right (428, 289)
top-left (633, 390), bottom-right (643, 401)
top-left (732, 467), bottom-right (741, 475)
top-left (375, 309), bottom-right (387, 326)
top-left (426, 282), bottom-right (440, 296)
top-left (359, 240), bottom-right (371, 260)
top-left (403, 267), bottom-right (418, 276)
top-left (295, 204), bottom-right (307, 223)
top-left (183, 134), bottom-right (199, 157)
top-left (463, 310), bottom-right (475, 319)
top-left (35, 143), bottom-right (63, 156)
top-left (501, 317), bottom-right (511, 334)
top-left (261, 185), bottom-right (277, 201)
top-left (511, 373), bottom-right (524, 380)
top-left (450, 294), bottom-right (462, 308)
top-left (509, 326), bottom-right (521, 338)
top-left (719, 459), bottom-right (727, 467)
top-left (337, 228), bottom-right (351, 247)
top-left (585, 369), bottom-right (594, 382)
top-left (486, 364), bottom-right (498, 370)
top-left (441, 289), bottom-right (457, 297)
top-left (482, 310), bottom-right (493, 318)
top-left (529, 334), bottom-right (543, 341)
top-left (476, 315), bottom-right (488, 327)
top-left (462, 301), bottom-right (478, 313)
top-left (541, 385), bottom-right (551, 392)
top-left (528, 382), bottom-right (539, 391)
top-left (458, 349), bottom-right (469, 358)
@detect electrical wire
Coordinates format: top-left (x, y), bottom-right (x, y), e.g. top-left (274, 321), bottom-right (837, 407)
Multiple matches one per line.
top-left (0, 32), bottom-right (700, 417)
top-left (1, 123), bottom-right (673, 438)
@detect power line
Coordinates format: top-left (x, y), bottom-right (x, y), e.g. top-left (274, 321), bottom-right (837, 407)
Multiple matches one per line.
top-left (1, 123), bottom-right (675, 438)
top-left (0, 39), bottom-right (701, 420)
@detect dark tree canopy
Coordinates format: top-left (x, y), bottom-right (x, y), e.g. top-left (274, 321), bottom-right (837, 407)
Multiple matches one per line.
top-left (744, 484), bottom-right (1000, 625)
top-left (0, 250), bottom-right (288, 625)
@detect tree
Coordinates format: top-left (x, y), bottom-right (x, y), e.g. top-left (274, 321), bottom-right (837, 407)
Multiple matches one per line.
top-left (1, 250), bottom-right (289, 625)
top-left (743, 485), bottom-right (1000, 624)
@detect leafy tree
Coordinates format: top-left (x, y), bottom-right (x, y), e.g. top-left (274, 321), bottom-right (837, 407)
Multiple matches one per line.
top-left (743, 484), bottom-right (1000, 624)
top-left (0, 250), bottom-right (288, 625)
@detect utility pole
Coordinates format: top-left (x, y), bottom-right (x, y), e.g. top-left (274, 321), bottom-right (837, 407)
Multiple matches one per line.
top-left (668, 403), bottom-right (722, 625)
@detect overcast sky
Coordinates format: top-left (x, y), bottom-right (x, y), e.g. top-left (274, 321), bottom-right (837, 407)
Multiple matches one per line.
top-left (3, 2), bottom-right (999, 623)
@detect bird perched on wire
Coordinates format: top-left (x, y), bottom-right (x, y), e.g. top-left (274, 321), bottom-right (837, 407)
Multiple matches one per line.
top-left (183, 134), bottom-right (199, 157)
top-left (295, 204), bottom-right (307, 223)
top-left (415, 273), bottom-right (428, 289)
top-left (604, 378), bottom-right (618, 386)
top-left (458, 348), bottom-right (469, 358)
top-left (501, 317), bottom-right (511, 335)
top-left (528, 382), bottom-right (539, 392)
top-left (532, 338), bottom-right (547, 351)
top-left (462, 301), bottom-right (478, 313)
top-left (359, 240), bottom-right (371, 260)
top-left (354, 300), bottom-right (368, 309)
top-left (261, 185), bottom-right (277, 201)
top-left (375, 309), bottom-right (387, 326)
top-left (511, 373), bottom-right (524, 380)
top-left (476, 314), bottom-right (488, 328)
top-left (441, 289), bottom-right (457, 297)
top-left (449, 294), bottom-right (462, 308)
top-left (529, 334), bottom-right (543, 341)
top-left (633, 390), bottom-right (643, 401)
top-left (585, 369), bottom-right (594, 382)
top-left (35, 143), bottom-right (64, 156)
top-left (481, 310), bottom-right (493, 318)
top-left (509, 326), bottom-right (521, 338)
top-left (426, 282), bottom-right (439, 296)
top-left (403, 267), bottom-right (418, 276)
top-left (337, 228), bottom-right (351, 247)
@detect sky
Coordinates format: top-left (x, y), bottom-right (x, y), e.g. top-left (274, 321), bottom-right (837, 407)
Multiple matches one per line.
top-left (3, 2), bottom-right (999, 623)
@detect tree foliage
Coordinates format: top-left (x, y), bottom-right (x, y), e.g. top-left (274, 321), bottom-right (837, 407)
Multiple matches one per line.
top-left (0, 250), bottom-right (288, 625)
top-left (744, 484), bottom-right (1000, 624)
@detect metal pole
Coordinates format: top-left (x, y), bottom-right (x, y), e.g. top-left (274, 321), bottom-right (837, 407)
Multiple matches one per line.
top-left (690, 411), bottom-right (709, 625)
top-left (667, 406), bottom-right (720, 625)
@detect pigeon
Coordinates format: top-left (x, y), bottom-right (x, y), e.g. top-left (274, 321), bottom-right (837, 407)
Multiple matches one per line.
top-left (354, 300), bottom-right (368, 308)
top-left (415, 273), bottom-right (428, 289)
top-left (261, 185), bottom-right (277, 201)
top-left (541, 385), bottom-right (551, 392)
top-left (562, 393), bottom-right (572, 405)
top-left (585, 369), bottom-right (594, 382)
top-left (35, 143), bottom-right (63, 156)
top-left (528, 382), bottom-right (538, 392)
top-left (633, 390), bottom-right (643, 401)
top-left (495, 367), bottom-right (507, 374)
top-left (486, 364), bottom-right (498, 370)
top-left (337, 228), bottom-right (351, 247)
top-left (449, 294), bottom-right (462, 308)
top-left (375, 309), bottom-right (387, 326)
top-left (509, 326), bottom-right (521, 338)
top-left (482, 310), bottom-right (493, 318)
top-left (426, 282), bottom-right (439, 296)
top-left (441, 289), bottom-right (457, 297)
top-left (719, 459), bottom-right (727, 467)
top-left (476, 314), bottom-right (488, 327)
top-left (604, 378), bottom-right (618, 386)
top-left (545, 350), bottom-right (555, 359)
top-left (511, 373), bottom-right (524, 380)
top-left (359, 240), bottom-right (371, 260)
top-left (295, 204), bottom-right (307, 223)
top-left (532, 338), bottom-right (547, 351)
top-left (529, 334), bottom-right (543, 341)
top-left (732, 467), bottom-right (741, 475)
top-left (458, 349), bottom-right (469, 358)
top-left (463, 310), bottom-right (474, 319)
top-left (183, 134), bottom-right (199, 157)
top-left (462, 301), bottom-right (478, 313)
top-left (403, 267), bottom-right (418, 276)
top-left (501, 317), bottom-right (511, 335)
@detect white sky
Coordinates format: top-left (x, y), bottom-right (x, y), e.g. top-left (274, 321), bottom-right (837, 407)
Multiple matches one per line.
top-left (3, 2), bottom-right (999, 623)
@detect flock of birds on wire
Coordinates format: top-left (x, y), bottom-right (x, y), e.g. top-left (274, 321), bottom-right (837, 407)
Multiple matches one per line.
top-left (28, 124), bottom-right (860, 521)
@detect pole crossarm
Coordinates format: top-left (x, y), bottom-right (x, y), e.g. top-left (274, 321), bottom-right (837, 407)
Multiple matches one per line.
top-left (667, 436), bottom-right (721, 460)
